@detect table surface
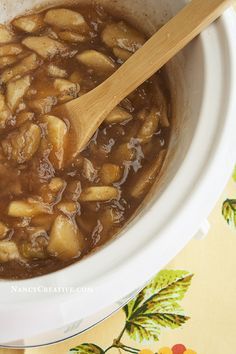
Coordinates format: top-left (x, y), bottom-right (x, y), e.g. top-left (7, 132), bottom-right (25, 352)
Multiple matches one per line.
top-left (20, 175), bottom-right (235, 354)
top-left (1, 2), bottom-right (236, 354)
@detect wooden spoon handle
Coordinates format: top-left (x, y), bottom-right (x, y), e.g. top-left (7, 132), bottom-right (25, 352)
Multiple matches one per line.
top-left (65, 0), bottom-right (231, 155)
top-left (97, 0), bottom-right (231, 106)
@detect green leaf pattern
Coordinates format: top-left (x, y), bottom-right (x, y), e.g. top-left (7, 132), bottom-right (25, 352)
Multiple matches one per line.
top-left (70, 343), bottom-right (104, 354)
top-left (222, 166), bottom-right (236, 228)
top-left (232, 165), bottom-right (236, 182)
top-left (69, 270), bottom-right (193, 352)
top-left (124, 270), bottom-right (193, 343)
top-left (222, 199), bottom-right (236, 228)
top-left (125, 315), bottom-right (161, 342)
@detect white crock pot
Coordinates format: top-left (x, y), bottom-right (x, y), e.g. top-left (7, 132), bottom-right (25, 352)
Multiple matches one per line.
top-left (0, 0), bottom-right (236, 348)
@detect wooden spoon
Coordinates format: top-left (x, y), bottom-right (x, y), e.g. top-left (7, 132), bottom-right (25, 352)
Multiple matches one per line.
top-left (55, 0), bottom-right (231, 157)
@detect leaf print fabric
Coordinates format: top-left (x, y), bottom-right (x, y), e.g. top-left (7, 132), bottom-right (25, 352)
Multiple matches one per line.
top-left (70, 270), bottom-right (193, 353)
top-left (124, 270), bottom-right (193, 343)
top-left (70, 343), bottom-right (104, 354)
top-left (222, 166), bottom-right (236, 228)
top-left (222, 199), bottom-right (236, 227)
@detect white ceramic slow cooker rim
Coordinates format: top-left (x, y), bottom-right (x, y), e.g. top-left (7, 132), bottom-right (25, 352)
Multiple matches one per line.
top-left (65, 8), bottom-right (236, 298)
top-left (0, 6), bottom-right (236, 329)
top-left (1, 7), bottom-right (235, 293)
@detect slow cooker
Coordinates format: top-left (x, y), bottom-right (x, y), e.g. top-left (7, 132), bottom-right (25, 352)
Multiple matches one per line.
top-left (0, 0), bottom-right (236, 348)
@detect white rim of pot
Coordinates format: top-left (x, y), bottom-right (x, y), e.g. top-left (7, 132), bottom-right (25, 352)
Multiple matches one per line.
top-left (0, 7), bottom-right (236, 337)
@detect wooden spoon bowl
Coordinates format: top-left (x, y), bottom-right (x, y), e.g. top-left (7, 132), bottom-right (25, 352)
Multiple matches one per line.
top-left (55, 0), bottom-right (232, 158)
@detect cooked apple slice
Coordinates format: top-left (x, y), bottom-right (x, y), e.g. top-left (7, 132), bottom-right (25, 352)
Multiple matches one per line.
top-left (77, 50), bottom-right (115, 73)
top-left (47, 215), bottom-right (83, 260)
top-left (99, 207), bottom-right (123, 237)
top-left (137, 106), bottom-right (160, 144)
top-left (40, 177), bottom-right (66, 204)
top-left (57, 202), bottom-right (78, 215)
top-left (22, 227), bottom-right (48, 253)
top-left (49, 177), bottom-right (66, 193)
top-left (102, 21), bottom-right (145, 52)
top-left (113, 47), bottom-right (132, 61)
top-left (0, 43), bottom-right (23, 57)
top-left (0, 52), bottom-right (30, 70)
top-left (2, 122), bottom-right (41, 163)
top-left (105, 106), bottom-right (132, 124)
top-left (0, 24), bottom-right (14, 44)
top-left (130, 150), bottom-right (166, 199)
top-left (83, 158), bottom-right (97, 182)
top-left (113, 143), bottom-right (135, 163)
top-left (153, 80), bottom-right (170, 127)
top-left (0, 241), bottom-right (20, 262)
top-left (58, 31), bottom-right (87, 43)
top-left (100, 163), bottom-right (122, 185)
top-left (0, 222), bottom-right (9, 240)
top-left (137, 108), bottom-right (148, 121)
top-left (0, 53), bottom-right (40, 83)
top-left (22, 36), bottom-right (68, 59)
top-left (0, 55), bottom-right (19, 69)
top-left (45, 8), bottom-right (89, 33)
top-left (0, 93), bottom-right (12, 129)
top-left (20, 233), bottom-right (48, 260)
top-left (65, 181), bottom-right (82, 202)
top-left (31, 215), bottom-right (55, 231)
top-left (53, 79), bottom-right (76, 92)
top-left (29, 96), bottom-right (57, 115)
top-left (42, 115), bottom-right (68, 169)
top-left (53, 79), bottom-right (80, 102)
top-left (47, 64), bottom-right (68, 78)
top-left (12, 13), bottom-right (45, 33)
top-left (80, 186), bottom-right (119, 202)
top-left (8, 199), bottom-right (50, 217)
top-left (6, 75), bottom-right (31, 112)
top-left (69, 70), bottom-right (83, 84)
top-left (15, 111), bottom-right (34, 127)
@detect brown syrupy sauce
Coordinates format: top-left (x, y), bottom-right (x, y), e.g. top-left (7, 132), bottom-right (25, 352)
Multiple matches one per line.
top-left (0, 3), bottom-right (172, 279)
